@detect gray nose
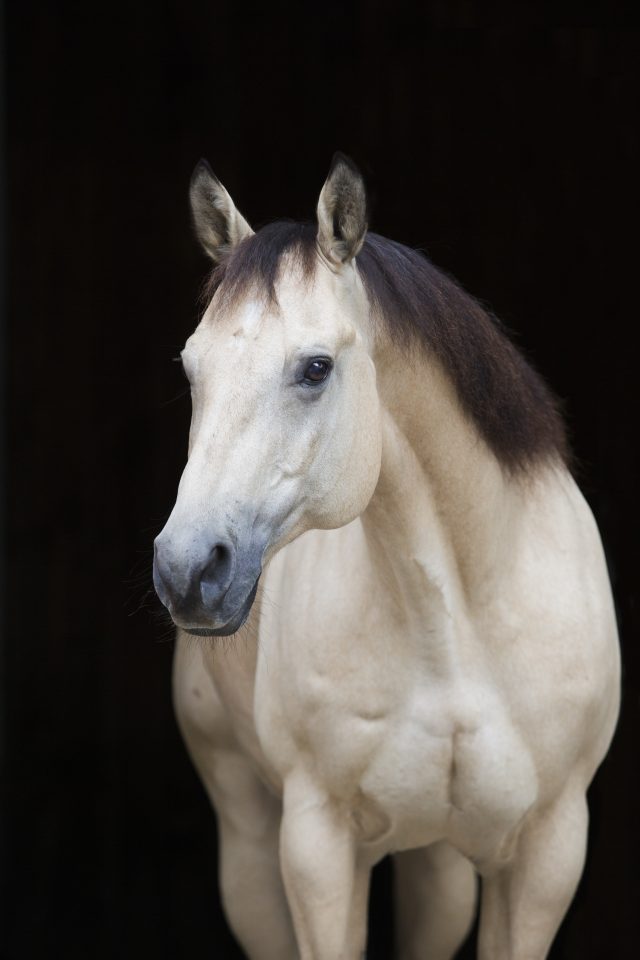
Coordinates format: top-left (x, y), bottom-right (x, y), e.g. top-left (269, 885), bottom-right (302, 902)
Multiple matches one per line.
top-left (153, 536), bottom-right (236, 618)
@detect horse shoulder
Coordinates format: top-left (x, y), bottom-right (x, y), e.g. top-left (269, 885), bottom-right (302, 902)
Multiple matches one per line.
top-left (483, 468), bottom-right (620, 787)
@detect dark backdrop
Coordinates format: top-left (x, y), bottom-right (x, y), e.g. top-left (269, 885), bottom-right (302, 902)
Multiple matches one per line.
top-left (2, 2), bottom-right (638, 958)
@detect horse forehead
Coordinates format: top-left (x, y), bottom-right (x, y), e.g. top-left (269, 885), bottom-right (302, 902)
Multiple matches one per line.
top-left (187, 262), bottom-right (362, 365)
top-left (207, 298), bottom-right (350, 355)
top-left (187, 299), bottom-right (280, 364)
top-left (207, 297), bottom-right (268, 339)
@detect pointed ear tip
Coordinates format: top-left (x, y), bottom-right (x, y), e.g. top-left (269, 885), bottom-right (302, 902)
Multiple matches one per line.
top-left (190, 158), bottom-right (217, 187)
top-left (329, 151), bottom-right (363, 180)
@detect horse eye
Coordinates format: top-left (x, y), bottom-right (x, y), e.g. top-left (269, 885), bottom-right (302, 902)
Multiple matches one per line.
top-left (302, 358), bottom-right (332, 385)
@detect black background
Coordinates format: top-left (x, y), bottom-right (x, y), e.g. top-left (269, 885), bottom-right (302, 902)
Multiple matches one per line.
top-left (2, 2), bottom-right (639, 958)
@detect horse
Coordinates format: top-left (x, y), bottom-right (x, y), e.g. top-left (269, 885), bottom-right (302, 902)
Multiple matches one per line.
top-left (153, 154), bottom-right (620, 960)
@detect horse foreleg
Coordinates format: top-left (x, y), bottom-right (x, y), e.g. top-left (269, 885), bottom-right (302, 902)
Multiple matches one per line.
top-left (280, 769), bottom-right (369, 960)
top-left (477, 787), bottom-right (588, 960)
top-left (174, 640), bottom-right (297, 960)
top-left (393, 841), bottom-right (478, 960)
top-left (212, 762), bottom-right (297, 960)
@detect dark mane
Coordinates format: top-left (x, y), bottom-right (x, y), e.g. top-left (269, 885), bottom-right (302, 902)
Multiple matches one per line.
top-left (203, 221), bottom-right (568, 473)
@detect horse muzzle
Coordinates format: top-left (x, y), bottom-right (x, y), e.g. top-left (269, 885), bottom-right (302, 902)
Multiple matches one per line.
top-left (153, 530), bottom-right (263, 636)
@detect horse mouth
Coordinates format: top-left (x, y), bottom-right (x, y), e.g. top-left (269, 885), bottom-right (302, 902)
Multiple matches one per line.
top-left (183, 577), bottom-right (260, 638)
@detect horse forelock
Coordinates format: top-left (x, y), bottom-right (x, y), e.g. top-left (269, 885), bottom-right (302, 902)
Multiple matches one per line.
top-left (200, 221), bottom-right (318, 310)
top-left (199, 221), bottom-right (569, 473)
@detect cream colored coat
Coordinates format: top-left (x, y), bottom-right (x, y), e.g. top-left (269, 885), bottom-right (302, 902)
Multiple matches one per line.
top-left (156, 158), bottom-right (620, 960)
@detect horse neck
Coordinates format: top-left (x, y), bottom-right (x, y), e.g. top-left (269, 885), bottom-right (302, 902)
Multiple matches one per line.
top-left (361, 342), bottom-right (524, 640)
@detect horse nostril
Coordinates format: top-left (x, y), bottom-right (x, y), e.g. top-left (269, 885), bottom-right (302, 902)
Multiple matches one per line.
top-left (200, 542), bottom-right (235, 607)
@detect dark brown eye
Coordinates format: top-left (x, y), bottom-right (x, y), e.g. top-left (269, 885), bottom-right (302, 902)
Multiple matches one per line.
top-left (302, 358), bottom-right (332, 385)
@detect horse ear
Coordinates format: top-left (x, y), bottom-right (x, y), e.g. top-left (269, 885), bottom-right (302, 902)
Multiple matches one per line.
top-left (189, 160), bottom-right (254, 262)
top-left (318, 153), bottom-right (367, 263)
top-left (317, 153), bottom-right (368, 265)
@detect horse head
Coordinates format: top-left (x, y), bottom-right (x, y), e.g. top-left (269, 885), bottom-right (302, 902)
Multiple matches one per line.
top-left (153, 157), bottom-right (382, 636)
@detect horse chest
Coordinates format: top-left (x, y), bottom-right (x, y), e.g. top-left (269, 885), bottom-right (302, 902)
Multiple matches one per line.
top-left (359, 700), bottom-right (538, 862)
top-left (257, 660), bottom-right (539, 864)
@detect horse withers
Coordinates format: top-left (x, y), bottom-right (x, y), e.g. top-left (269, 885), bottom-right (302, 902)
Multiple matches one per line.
top-left (153, 155), bottom-right (620, 960)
